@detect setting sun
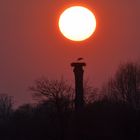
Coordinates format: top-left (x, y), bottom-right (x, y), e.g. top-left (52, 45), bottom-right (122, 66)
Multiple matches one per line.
top-left (59, 6), bottom-right (96, 41)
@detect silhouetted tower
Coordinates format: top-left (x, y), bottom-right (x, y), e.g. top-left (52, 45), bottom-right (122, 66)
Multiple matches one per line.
top-left (71, 61), bottom-right (86, 111)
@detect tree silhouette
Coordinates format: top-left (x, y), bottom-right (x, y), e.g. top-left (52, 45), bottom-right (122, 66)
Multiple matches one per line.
top-left (83, 80), bottom-right (98, 104)
top-left (102, 62), bottom-right (140, 109)
top-left (0, 93), bottom-right (13, 120)
top-left (0, 94), bottom-right (13, 140)
top-left (29, 77), bottom-right (74, 112)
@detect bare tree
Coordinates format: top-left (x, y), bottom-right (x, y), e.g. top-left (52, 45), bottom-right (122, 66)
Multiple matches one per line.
top-left (29, 77), bottom-right (74, 111)
top-left (101, 62), bottom-right (140, 109)
top-left (84, 80), bottom-right (98, 104)
top-left (0, 94), bottom-right (13, 120)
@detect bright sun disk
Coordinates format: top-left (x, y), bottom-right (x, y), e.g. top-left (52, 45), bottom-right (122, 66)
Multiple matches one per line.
top-left (59, 6), bottom-right (96, 41)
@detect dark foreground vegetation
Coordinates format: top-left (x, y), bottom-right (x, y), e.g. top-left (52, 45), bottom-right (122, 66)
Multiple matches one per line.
top-left (0, 62), bottom-right (140, 140)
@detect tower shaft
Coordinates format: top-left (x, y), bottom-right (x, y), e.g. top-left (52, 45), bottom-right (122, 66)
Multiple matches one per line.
top-left (71, 62), bottom-right (86, 111)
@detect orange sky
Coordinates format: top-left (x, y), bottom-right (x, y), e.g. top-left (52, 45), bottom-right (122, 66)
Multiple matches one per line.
top-left (0, 0), bottom-right (140, 106)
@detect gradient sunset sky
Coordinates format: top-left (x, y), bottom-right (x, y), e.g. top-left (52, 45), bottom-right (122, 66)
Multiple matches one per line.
top-left (0, 0), bottom-right (140, 106)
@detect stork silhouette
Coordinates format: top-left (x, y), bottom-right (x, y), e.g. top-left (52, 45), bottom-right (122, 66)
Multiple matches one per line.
top-left (77, 58), bottom-right (84, 61)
